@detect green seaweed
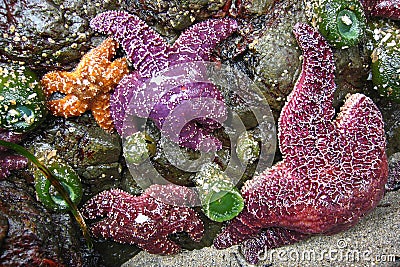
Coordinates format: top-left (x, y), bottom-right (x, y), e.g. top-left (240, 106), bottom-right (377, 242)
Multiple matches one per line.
top-left (0, 140), bottom-right (92, 248)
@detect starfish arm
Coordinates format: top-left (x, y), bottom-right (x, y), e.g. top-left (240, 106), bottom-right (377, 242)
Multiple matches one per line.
top-left (335, 93), bottom-right (388, 187)
top-left (102, 57), bottom-right (129, 89)
top-left (91, 94), bottom-right (114, 132)
top-left (138, 238), bottom-right (181, 255)
top-left (0, 154), bottom-right (27, 179)
top-left (90, 11), bottom-right (169, 77)
top-left (241, 228), bottom-right (310, 264)
top-left (89, 218), bottom-right (115, 239)
top-left (81, 189), bottom-right (131, 219)
top-left (41, 71), bottom-right (76, 97)
top-left (110, 73), bottom-right (146, 135)
top-left (47, 95), bottom-right (88, 118)
top-left (165, 207), bottom-right (205, 242)
top-left (145, 184), bottom-right (199, 207)
top-left (171, 18), bottom-right (238, 62)
top-left (2, 155), bottom-right (27, 170)
top-left (278, 23), bottom-right (336, 168)
top-left (0, 130), bottom-right (24, 151)
top-left (213, 213), bottom-right (262, 249)
top-left (89, 37), bottom-right (120, 62)
top-left (371, 0), bottom-right (400, 20)
top-left (177, 122), bottom-right (222, 152)
top-left (0, 165), bottom-right (10, 179)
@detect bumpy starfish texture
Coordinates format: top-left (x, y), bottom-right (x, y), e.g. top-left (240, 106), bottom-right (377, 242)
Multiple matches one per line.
top-left (41, 38), bottom-right (129, 132)
top-left (0, 129), bottom-right (27, 179)
top-left (90, 11), bottom-right (237, 151)
top-left (81, 184), bottom-right (204, 255)
top-left (241, 228), bottom-right (309, 264)
top-left (360, 0), bottom-right (400, 20)
top-left (214, 23), bottom-right (388, 263)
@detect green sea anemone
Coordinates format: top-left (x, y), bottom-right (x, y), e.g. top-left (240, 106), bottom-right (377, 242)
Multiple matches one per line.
top-left (193, 163), bottom-right (244, 222)
top-left (0, 65), bottom-right (46, 132)
top-left (316, 0), bottom-right (366, 48)
top-left (34, 161), bottom-right (83, 212)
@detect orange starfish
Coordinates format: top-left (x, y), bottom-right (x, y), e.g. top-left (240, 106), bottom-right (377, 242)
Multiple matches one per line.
top-left (41, 38), bottom-right (129, 131)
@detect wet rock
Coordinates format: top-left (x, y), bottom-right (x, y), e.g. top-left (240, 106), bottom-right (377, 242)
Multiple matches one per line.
top-left (241, 0), bottom-right (276, 15)
top-left (0, 213), bottom-right (7, 248)
top-left (120, 168), bottom-right (144, 196)
top-left (0, 0), bottom-right (129, 71)
top-left (229, 0), bottom-right (309, 119)
top-left (91, 239), bottom-right (141, 267)
top-left (0, 180), bottom-right (82, 266)
top-left (0, 0), bottom-right (232, 71)
top-left (379, 100), bottom-right (400, 157)
top-left (23, 114), bottom-right (123, 198)
top-left (332, 47), bottom-right (369, 108)
top-left (220, 0), bottom-right (369, 119)
top-left (127, 0), bottom-right (227, 31)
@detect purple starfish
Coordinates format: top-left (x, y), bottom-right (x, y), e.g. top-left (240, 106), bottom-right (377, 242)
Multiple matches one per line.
top-left (81, 184), bottom-right (204, 255)
top-left (0, 129), bottom-right (27, 179)
top-left (213, 23), bottom-right (388, 264)
top-left (90, 11), bottom-right (237, 151)
top-left (360, 0), bottom-right (400, 20)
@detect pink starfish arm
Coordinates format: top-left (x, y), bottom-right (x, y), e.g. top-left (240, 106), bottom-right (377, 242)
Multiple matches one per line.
top-left (81, 189), bottom-right (126, 219)
top-left (90, 11), bottom-right (169, 78)
top-left (0, 154), bottom-right (28, 179)
top-left (241, 228), bottom-right (309, 264)
top-left (110, 73), bottom-right (146, 135)
top-left (139, 238), bottom-right (182, 255)
top-left (278, 23), bottom-right (336, 165)
top-left (214, 23), bottom-right (387, 258)
top-left (82, 185), bottom-right (204, 255)
top-left (145, 183), bottom-right (199, 206)
top-left (361, 0), bottom-right (400, 20)
top-left (170, 18), bottom-right (238, 63)
top-left (372, 0), bottom-right (400, 20)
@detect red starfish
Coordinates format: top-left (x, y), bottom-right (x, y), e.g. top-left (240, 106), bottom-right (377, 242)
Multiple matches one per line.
top-left (214, 23), bottom-right (388, 263)
top-left (81, 184), bottom-right (204, 255)
top-left (0, 129), bottom-right (27, 179)
top-left (360, 0), bottom-right (400, 20)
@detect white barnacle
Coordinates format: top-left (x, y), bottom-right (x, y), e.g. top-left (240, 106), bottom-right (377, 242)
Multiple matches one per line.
top-left (135, 213), bottom-right (150, 224)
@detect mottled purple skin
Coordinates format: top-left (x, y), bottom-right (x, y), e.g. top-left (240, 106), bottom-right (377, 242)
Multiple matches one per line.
top-left (386, 157), bottom-right (400, 191)
top-left (214, 23), bottom-right (388, 263)
top-left (0, 129), bottom-right (27, 179)
top-left (241, 228), bottom-right (309, 264)
top-left (81, 184), bottom-right (204, 255)
top-left (360, 0), bottom-right (400, 20)
top-left (90, 11), bottom-right (238, 151)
